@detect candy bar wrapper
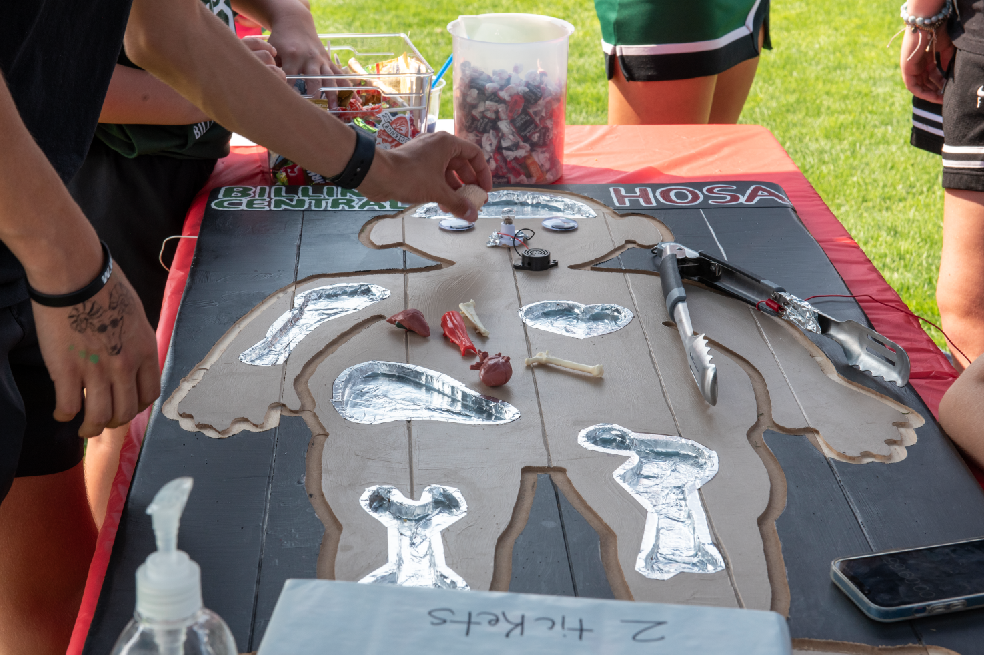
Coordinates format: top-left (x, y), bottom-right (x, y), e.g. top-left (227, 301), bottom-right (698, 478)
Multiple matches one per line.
top-left (270, 152), bottom-right (328, 186)
top-left (456, 62), bottom-right (565, 184)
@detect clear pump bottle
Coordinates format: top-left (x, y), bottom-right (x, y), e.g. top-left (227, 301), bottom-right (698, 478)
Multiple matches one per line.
top-left (109, 478), bottom-right (238, 655)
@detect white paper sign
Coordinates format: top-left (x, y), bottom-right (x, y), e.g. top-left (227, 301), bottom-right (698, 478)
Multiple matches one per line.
top-left (258, 580), bottom-right (791, 655)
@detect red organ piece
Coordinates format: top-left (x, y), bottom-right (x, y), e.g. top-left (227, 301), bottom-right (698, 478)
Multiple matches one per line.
top-left (386, 308), bottom-right (431, 337)
top-left (470, 351), bottom-right (513, 387)
top-left (441, 311), bottom-right (478, 356)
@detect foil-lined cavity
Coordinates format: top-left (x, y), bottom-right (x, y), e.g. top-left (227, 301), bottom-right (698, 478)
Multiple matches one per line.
top-left (414, 190), bottom-right (596, 220)
top-left (240, 284), bottom-right (390, 367)
top-left (775, 292), bottom-right (821, 334)
top-left (579, 424), bottom-right (724, 580)
top-left (519, 301), bottom-right (634, 339)
top-left (359, 485), bottom-right (468, 589)
top-left (332, 361), bottom-right (520, 425)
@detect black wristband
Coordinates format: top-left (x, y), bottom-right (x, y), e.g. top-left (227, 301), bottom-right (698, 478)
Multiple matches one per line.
top-left (328, 127), bottom-right (376, 189)
top-left (27, 241), bottom-right (114, 308)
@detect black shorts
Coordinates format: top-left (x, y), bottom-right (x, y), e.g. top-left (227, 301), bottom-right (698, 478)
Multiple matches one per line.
top-left (67, 138), bottom-right (217, 328)
top-left (0, 299), bottom-right (85, 502)
top-left (941, 48), bottom-right (984, 191)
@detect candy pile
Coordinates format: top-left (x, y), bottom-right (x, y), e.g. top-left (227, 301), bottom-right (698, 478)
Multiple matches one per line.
top-left (455, 61), bottom-right (565, 184)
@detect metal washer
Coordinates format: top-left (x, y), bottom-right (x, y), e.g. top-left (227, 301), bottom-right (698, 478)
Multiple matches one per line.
top-left (542, 217), bottom-right (578, 231)
top-left (439, 218), bottom-right (475, 231)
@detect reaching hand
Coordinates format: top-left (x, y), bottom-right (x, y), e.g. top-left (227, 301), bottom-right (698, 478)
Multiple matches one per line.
top-left (358, 132), bottom-right (494, 222)
top-left (265, 5), bottom-right (348, 106)
top-left (32, 270), bottom-right (160, 437)
top-left (901, 26), bottom-right (953, 103)
top-left (242, 37), bottom-right (287, 82)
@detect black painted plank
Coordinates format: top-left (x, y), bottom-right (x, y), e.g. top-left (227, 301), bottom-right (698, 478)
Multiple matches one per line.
top-left (249, 415), bottom-right (325, 651)
top-left (765, 431), bottom-right (922, 646)
top-left (508, 474), bottom-right (576, 596)
top-left (296, 210), bottom-right (404, 279)
top-left (553, 478), bottom-right (615, 600)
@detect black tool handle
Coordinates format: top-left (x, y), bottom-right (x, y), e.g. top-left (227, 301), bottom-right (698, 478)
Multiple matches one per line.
top-left (659, 253), bottom-right (687, 317)
top-left (686, 251), bottom-right (786, 308)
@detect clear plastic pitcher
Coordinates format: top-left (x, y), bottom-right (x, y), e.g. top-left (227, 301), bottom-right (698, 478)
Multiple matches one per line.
top-left (448, 14), bottom-right (574, 184)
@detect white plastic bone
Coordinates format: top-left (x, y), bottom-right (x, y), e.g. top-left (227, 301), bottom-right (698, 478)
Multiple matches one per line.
top-left (458, 299), bottom-right (490, 336)
top-left (524, 351), bottom-right (603, 377)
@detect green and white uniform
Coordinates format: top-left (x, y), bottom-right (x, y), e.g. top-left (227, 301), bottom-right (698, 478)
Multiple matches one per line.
top-left (595, 0), bottom-right (771, 81)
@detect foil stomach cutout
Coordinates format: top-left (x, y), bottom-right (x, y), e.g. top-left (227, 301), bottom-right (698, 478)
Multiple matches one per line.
top-left (579, 424), bottom-right (725, 580)
top-left (414, 190), bottom-right (596, 220)
top-left (240, 283), bottom-right (390, 367)
top-left (359, 485), bottom-right (468, 589)
top-left (332, 361), bottom-right (520, 425)
top-left (519, 301), bottom-right (634, 339)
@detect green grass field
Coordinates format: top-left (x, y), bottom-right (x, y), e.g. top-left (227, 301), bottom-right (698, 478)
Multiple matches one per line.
top-left (309, 0), bottom-right (948, 350)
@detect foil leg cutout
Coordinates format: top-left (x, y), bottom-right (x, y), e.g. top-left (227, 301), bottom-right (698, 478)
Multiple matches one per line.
top-left (359, 485), bottom-right (469, 590)
top-left (578, 424), bottom-right (725, 580)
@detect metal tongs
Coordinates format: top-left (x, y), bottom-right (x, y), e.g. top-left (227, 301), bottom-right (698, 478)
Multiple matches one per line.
top-left (652, 242), bottom-right (910, 403)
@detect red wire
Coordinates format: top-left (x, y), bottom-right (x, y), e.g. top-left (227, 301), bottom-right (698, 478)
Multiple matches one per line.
top-left (495, 232), bottom-right (527, 248)
top-left (803, 293), bottom-right (969, 363)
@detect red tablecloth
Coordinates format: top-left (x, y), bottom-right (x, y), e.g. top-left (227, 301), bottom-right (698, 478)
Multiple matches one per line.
top-left (69, 125), bottom-right (961, 652)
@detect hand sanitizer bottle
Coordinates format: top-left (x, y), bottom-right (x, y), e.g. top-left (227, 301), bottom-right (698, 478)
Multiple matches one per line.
top-left (109, 478), bottom-right (237, 655)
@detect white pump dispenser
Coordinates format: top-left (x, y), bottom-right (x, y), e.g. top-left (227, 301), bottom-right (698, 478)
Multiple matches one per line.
top-left (109, 477), bottom-right (237, 655)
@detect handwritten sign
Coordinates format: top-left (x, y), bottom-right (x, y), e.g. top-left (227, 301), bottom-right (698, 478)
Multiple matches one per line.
top-left (258, 580), bottom-right (791, 654)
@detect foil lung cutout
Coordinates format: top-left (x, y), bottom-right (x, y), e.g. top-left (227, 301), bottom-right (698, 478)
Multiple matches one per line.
top-left (579, 424), bottom-right (725, 580)
top-left (359, 485), bottom-right (468, 589)
top-left (414, 190), bottom-right (596, 220)
top-left (519, 301), bottom-right (634, 339)
top-left (240, 283), bottom-right (390, 367)
top-left (332, 361), bottom-right (520, 425)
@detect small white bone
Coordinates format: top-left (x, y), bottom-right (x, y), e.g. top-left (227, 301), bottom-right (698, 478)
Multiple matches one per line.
top-left (455, 184), bottom-right (488, 213)
top-left (459, 299), bottom-right (490, 336)
top-left (524, 351), bottom-right (603, 377)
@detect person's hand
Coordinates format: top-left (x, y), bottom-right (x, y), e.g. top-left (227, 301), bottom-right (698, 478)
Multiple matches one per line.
top-left (32, 270), bottom-right (160, 437)
top-left (264, 4), bottom-right (348, 106)
top-left (901, 26), bottom-right (953, 103)
top-left (358, 132), bottom-right (493, 222)
top-left (242, 37), bottom-right (287, 82)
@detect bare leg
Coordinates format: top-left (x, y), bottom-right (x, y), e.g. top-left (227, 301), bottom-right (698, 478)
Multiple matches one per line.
top-left (84, 423), bottom-right (129, 530)
top-left (709, 29), bottom-right (765, 124)
top-left (938, 189), bottom-right (984, 369)
top-left (0, 463), bottom-right (97, 655)
top-left (607, 65), bottom-right (715, 125)
top-left (939, 355), bottom-right (984, 469)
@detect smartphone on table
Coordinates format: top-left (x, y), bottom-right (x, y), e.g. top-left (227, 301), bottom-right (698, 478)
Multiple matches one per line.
top-left (831, 537), bottom-right (984, 622)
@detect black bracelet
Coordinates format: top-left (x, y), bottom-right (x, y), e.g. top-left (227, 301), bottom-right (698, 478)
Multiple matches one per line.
top-left (328, 127), bottom-right (376, 189)
top-left (27, 241), bottom-right (113, 308)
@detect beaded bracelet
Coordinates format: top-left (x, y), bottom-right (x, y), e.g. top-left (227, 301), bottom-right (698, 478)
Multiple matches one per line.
top-left (901, 0), bottom-right (952, 31)
top-left (27, 240), bottom-right (113, 308)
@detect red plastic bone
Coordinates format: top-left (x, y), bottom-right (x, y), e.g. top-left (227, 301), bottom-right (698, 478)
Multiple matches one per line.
top-left (470, 351), bottom-right (512, 387)
top-left (386, 308), bottom-right (430, 337)
top-left (441, 311), bottom-right (478, 356)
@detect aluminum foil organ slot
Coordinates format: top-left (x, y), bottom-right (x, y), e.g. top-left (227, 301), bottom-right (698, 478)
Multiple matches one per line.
top-left (414, 190), bottom-right (596, 220)
top-left (359, 485), bottom-right (468, 589)
top-left (579, 424), bottom-right (725, 580)
top-left (240, 283), bottom-right (390, 367)
top-left (775, 292), bottom-right (821, 334)
top-left (332, 361), bottom-right (520, 425)
top-left (519, 301), bottom-right (634, 339)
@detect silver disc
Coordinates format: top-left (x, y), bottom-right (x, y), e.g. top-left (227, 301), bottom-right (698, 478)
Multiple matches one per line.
top-left (439, 218), bottom-right (475, 231)
top-left (542, 217), bottom-right (578, 231)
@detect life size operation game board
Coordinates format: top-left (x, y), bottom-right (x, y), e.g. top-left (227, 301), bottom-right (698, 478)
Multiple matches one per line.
top-left (84, 183), bottom-right (984, 654)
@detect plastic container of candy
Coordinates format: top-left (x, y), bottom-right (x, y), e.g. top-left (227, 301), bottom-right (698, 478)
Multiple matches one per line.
top-left (448, 14), bottom-right (574, 184)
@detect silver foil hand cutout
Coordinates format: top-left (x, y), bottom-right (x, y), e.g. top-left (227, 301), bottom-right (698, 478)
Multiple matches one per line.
top-left (578, 424), bottom-right (725, 580)
top-left (359, 485), bottom-right (469, 590)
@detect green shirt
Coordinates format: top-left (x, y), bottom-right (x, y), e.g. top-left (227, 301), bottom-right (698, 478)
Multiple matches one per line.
top-left (95, 0), bottom-right (236, 160)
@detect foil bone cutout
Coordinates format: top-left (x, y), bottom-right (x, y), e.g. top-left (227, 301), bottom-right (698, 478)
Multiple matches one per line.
top-left (359, 485), bottom-right (468, 589)
top-left (579, 424), bottom-right (725, 580)
top-left (240, 283), bottom-right (390, 366)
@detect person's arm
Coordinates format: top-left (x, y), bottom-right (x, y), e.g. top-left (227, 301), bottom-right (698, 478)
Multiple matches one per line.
top-left (939, 356), bottom-right (984, 470)
top-left (0, 73), bottom-right (159, 436)
top-left (100, 39), bottom-right (283, 124)
top-left (124, 0), bottom-right (490, 218)
top-left (900, 0), bottom-right (954, 103)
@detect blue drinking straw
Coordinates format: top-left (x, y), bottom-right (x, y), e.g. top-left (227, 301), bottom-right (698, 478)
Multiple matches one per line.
top-left (432, 55), bottom-right (453, 89)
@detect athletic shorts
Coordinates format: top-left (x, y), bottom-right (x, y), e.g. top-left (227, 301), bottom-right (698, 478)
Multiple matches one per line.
top-left (0, 299), bottom-right (85, 502)
top-left (596, 0), bottom-right (771, 82)
top-left (940, 48), bottom-right (984, 191)
top-left (911, 96), bottom-right (944, 154)
top-left (67, 138), bottom-right (217, 328)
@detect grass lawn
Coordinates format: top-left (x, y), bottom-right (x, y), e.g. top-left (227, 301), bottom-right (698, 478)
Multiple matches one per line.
top-left (309, 0), bottom-right (949, 350)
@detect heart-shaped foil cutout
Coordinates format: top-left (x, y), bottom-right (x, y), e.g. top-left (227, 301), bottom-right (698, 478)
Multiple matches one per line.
top-left (332, 361), bottom-right (520, 425)
top-left (519, 301), bottom-right (634, 339)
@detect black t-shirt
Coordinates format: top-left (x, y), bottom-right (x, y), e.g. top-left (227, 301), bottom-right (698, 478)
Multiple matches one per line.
top-left (953, 1), bottom-right (984, 55)
top-left (0, 0), bottom-right (132, 307)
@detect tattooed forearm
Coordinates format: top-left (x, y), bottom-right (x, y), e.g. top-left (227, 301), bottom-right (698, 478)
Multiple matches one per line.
top-left (66, 282), bottom-right (135, 355)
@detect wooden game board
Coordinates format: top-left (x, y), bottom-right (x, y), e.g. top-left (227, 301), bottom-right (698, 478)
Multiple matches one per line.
top-left (84, 183), bottom-right (984, 655)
